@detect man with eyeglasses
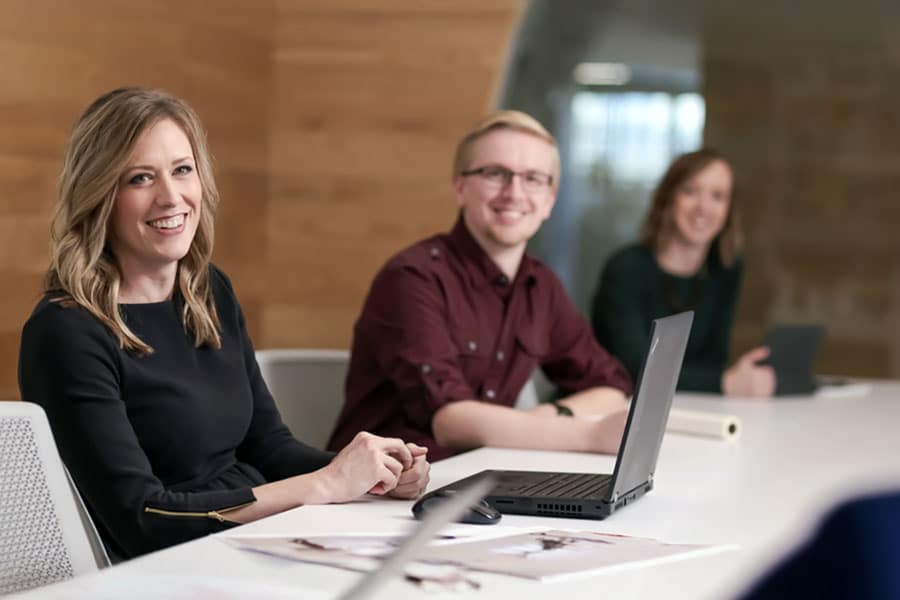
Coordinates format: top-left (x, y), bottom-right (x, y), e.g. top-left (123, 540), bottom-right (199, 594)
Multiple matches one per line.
top-left (328, 111), bottom-right (633, 461)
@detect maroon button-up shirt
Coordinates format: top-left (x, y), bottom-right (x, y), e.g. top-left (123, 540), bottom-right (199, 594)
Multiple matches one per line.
top-left (328, 218), bottom-right (633, 460)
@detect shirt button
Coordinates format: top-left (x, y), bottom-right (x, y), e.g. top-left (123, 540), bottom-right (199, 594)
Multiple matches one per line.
top-left (496, 351), bottom-right (504, 361)
top-left (430, 247), bottom-right (440, 258)
top-left (421, 364), bottom-right (431, 374)
top-left (497, 275), bottom-right (510, 285)
top-left (468, 341), bottom-right (477, 351)
top-left (485, 389), bottom-right (496, 399)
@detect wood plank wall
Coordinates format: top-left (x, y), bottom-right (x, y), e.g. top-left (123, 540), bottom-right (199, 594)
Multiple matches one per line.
top-left (0, 0), bottom-right (524, 399)
top-left (703, 34), bottom-right (900, 377)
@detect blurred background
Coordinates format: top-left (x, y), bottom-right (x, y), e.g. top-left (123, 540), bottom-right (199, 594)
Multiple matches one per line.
top-left (507, 0), bottom-right (900, 382)
top-left (2, 0), bottom-right (898, 400)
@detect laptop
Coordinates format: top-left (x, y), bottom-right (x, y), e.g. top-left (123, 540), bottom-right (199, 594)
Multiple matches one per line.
top-left (431, 310), bottom-right (693, 520)
top-left (337, 473), bottom-right (496, 600)
top-left (759, 324), bottom-right (825, 395)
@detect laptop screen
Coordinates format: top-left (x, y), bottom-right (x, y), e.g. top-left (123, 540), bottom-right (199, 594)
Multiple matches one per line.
top-left (610, 311), bottom-right (693, 501)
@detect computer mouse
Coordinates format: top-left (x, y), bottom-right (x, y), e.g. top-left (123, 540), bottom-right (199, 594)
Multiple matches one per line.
top-left (411, 489), bottom-right (502, 525)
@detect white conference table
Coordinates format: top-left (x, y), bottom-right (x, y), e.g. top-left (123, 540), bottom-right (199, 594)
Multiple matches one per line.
top-left (18, 381), bottom-right (900, 599)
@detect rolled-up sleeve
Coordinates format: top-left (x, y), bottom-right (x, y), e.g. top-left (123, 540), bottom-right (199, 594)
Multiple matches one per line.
top-left (358, 265), bottom-right (476, 427)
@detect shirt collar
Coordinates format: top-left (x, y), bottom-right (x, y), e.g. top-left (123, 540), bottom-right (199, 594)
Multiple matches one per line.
top-left (447, 214), bottom-right (538, 290)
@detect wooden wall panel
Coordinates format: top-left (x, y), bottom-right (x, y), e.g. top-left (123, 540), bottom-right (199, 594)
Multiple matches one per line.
top-left (704, 43), bottom-right (900, 378)
top-left (0, 0), bottom-right (277, 400)
top-left (259, 2), bottom-right (523, 349)
top-left (0, 1), bottom-right (523, 399)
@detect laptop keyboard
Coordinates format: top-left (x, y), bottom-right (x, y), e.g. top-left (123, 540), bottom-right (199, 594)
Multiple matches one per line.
top-left (508, 473), bottom-right (612, 499)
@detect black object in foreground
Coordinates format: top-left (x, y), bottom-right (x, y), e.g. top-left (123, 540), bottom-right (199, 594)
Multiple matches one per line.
top-left (412, 488), bottom-right (502, 525)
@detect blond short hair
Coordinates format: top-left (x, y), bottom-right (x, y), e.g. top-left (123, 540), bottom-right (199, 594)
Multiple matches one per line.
top-left (452, 110), bottom-right (560, 187)
top-left (46, 87), bottom-right (222, 355)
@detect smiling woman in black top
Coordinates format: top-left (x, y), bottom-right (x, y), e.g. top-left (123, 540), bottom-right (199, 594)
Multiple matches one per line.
top-left (591, 149), bottom-right (775, 397)
top-left (17, 87), bottom-right (430, 561)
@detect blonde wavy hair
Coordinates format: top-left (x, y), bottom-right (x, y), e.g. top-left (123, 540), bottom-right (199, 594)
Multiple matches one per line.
top-left (46, 87), bottom-right (221, 355)
top-left (452, 110), bottom-right (560, 188)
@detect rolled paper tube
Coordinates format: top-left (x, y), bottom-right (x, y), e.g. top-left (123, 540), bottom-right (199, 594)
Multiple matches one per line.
top-left (667, 408), bottom-right (741, 441)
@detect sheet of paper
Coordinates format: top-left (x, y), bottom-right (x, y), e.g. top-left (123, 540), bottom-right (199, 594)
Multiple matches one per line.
top-left (225, 534), bottom-right (406, 572)
top-left (418, 529), bottom-right (734, 582)
top-left (226, 529), bottom-right (733, 583)
top-left (815, 382), bottom-right (872, 399)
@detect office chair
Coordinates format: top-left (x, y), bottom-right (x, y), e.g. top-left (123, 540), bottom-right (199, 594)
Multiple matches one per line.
top-left (255, 350), bottom-right (552, 449)
top-left (0, 401), bottom-right (109, 595)
top-left (514, 369), bottom-right (556, 410)
top-left (255, 349), bottom-right (349, 450)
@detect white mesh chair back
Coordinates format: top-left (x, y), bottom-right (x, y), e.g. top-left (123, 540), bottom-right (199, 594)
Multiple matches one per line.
top-left (255, 349), bottom-right (349, 450)
top-left (0, 401), bottom-right (103, 595)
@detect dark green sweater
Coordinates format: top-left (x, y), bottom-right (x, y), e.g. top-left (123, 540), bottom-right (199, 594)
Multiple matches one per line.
top-left (590, 244), bottom-right (742, 393)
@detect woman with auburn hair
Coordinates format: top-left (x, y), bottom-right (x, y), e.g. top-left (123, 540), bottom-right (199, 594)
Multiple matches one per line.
top-left (591, 149), bottom-right (774, 397)
top-left (18, 87), bottom-right (430, 561)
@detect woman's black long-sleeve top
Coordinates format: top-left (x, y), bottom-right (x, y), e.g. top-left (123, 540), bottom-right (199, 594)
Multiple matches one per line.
top-left (18, 266), bottom-right (334, 560)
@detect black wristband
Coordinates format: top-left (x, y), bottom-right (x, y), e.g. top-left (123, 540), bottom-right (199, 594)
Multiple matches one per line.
top-left (551, 400), bottom-right (574, 417)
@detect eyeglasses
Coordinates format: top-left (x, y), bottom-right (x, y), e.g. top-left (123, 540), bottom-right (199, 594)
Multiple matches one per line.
top-left (460, 165), bottom-right (554, 193)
